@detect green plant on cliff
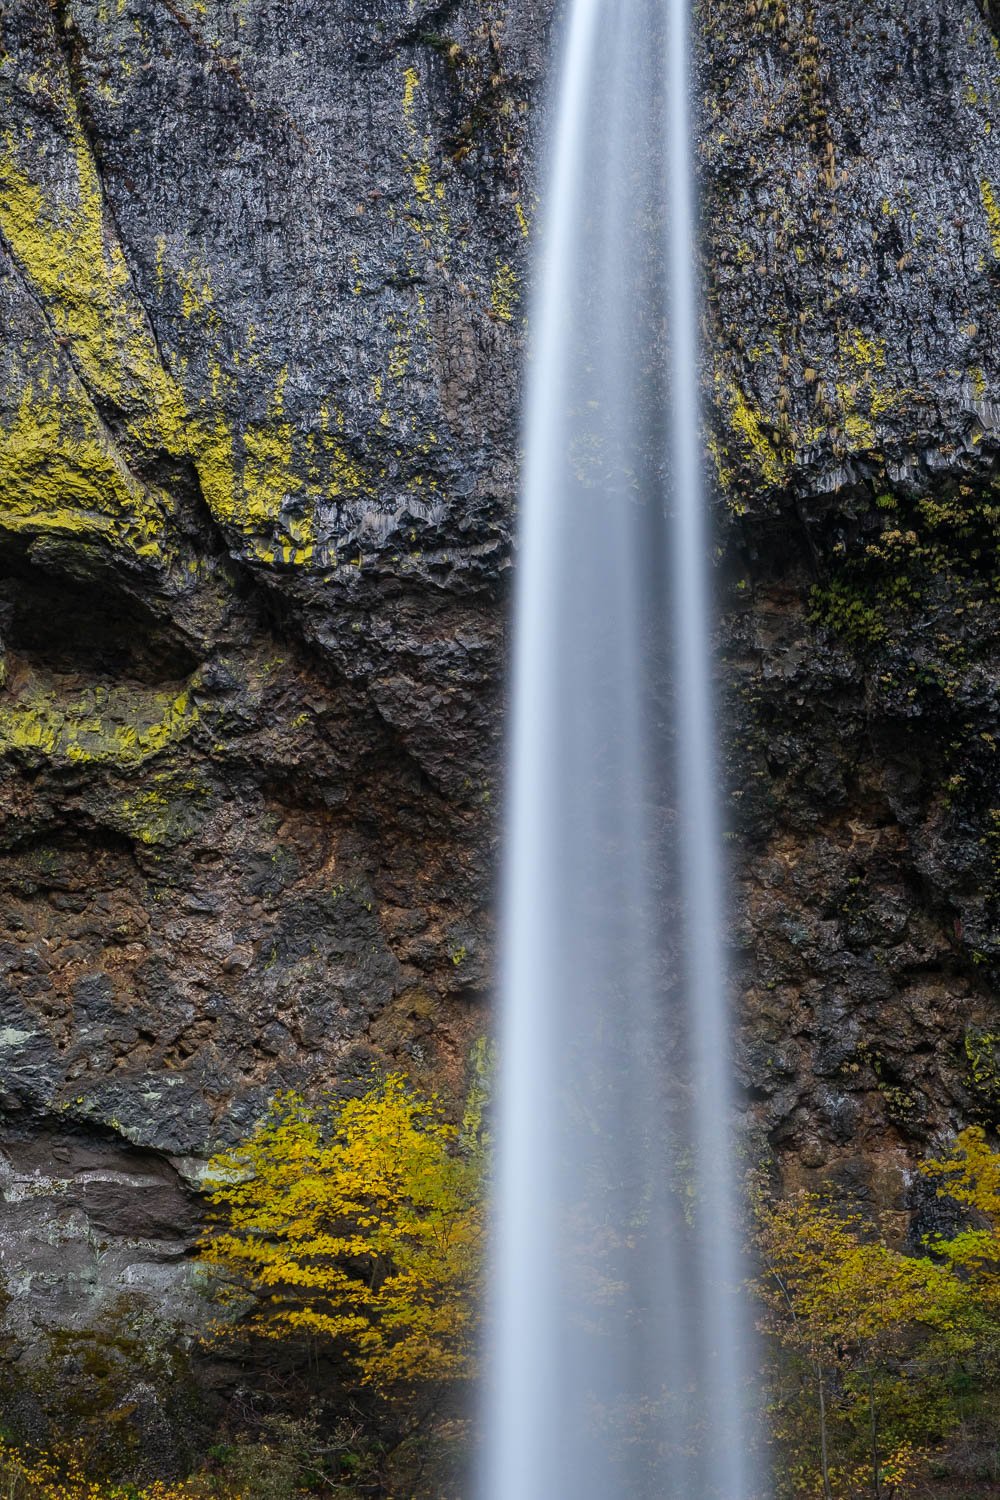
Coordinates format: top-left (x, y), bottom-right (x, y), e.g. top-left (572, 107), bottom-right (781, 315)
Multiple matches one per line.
top-left (921, 1127), bottom-right (1000, 1309)
top-left (199, 1070), bottom-right (488, 1395)
top-left (963, 1028), bottom-right (1000, 1116)
top-left (808, 580), bottom-right (887, 646)
top-left (809, 485), bottom-right (1000, 659)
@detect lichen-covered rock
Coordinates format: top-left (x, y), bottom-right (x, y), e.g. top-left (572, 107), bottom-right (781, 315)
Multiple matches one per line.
top-left (702, 0), bottom-right (1000, 1216)
top-left (0, 0), bottom-right (543, 1365)
top-left (2, 0), bottom-right (1000, 1425)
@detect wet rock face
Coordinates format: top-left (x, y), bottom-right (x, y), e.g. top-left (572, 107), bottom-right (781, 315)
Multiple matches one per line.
top-left (0, 1123), bottom-right (200, 1328)
top-left (702, 0), bottom-right (1000, 1205)
top-left (1, 0), bottom-right (1000, 1379)
top-left (0, 0), bottom-right (547, 1348)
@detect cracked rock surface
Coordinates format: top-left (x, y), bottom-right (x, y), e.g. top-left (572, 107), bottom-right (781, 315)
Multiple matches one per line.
top-left (0, 0), bottom-right (545, 1366)
top-left (1, 0), bottom-right (1000, 1418)
top-left (705, 0), bottom-right (1000, 1224)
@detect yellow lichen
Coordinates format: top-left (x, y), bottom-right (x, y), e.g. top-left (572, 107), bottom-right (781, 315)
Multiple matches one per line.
top-left (402, 67), bottom-right (420, 128)
top-left (0, 125), bottom-right (187, 458)
top-left (0, 679), bottom-right (198, 767)
top-left (0, 86), bottom-right (435, 577)
top-left (0, 119), bottom-right (335, 570)
top-left (116, 776), bottom-right (206, 846)
top-left (240, 372), bottom-right (302, 529)
top-left (706, 433), bottom-right (742, 510)
top-left (387, 315), bottom-right (411, 381)
top-left (189, 408), bottom-right (237, 524)
top-left (830, 330), bottom-right (906, 451)
top-left (0, 365), bottom-right (170, 561)
top-left (491, 260), bottom-right (519, 323)
top-left (842, 411), bottom-right (877, 448)
top-left (412, 158), bottom-right (433, 203)
top-left (174, 256), bottom-right (220, 330)
top-left (980, 180), bottom-right (1000, 259)
top-left (839, 329), bottom-right (887, 371)
top-left (401, 67), bottom-right (435, 205)
top-left (721, 379), bottom-right (788, 487)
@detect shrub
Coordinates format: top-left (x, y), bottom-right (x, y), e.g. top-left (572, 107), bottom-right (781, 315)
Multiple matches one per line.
top-left (199, 1072), bottom-right (488, 1394)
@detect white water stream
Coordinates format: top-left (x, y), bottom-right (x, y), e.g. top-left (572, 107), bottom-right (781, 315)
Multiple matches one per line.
top-left (485, 1), bottom-right (757, 1495)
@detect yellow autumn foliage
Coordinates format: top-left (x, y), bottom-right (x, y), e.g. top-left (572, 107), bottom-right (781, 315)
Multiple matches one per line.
top-left (754, 1191), bottom-right (960, 1360)
top-left (0, 1439), bottom-right (208, 1500)
top-left (753, 1130), bottom-right (1000, 1498)
top-left (199, 1072), bottom-right (487, 1391)
top-left (921, 1125), bottom-right (1000, 1282)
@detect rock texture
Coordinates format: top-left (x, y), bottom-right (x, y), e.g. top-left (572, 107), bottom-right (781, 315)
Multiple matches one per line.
top-left (703, 0), bottom-right (1000, 1227)
top-left (0, 0), bottom-right (544, 1359)
top-left (1, 0), bottom-right (1000, 1407)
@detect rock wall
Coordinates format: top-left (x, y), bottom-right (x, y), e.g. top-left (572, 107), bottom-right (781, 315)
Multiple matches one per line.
top-left (1, 0), bottom-right (1000, 1390)
top-left (0, 0), bottom-right (544, 1355)
top-left (705, 0), bottom-right (1000, 1230)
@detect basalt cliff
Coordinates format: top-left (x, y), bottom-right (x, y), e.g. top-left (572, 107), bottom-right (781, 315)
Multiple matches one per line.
top-left (1, 0), bottom-right (1000, 1444)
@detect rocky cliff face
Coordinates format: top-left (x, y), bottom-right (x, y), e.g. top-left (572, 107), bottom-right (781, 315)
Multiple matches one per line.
top-left (706, 0), bottom-right (1000, 1228)
top-left (1, 0), bottom-right (999, 1408)
top-left (0, 0), bottom-right (543, 1366)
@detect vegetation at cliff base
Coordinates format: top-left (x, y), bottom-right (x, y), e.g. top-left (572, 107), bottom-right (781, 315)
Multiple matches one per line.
top-left (8, 1074), bottom-right (1000, 1500)
top-left (753, 1127), bottom-right (1000, 1499)
top-left (199, 1071), bottom-right (488, 1393)
top-left (0, 1416), bottom-right (342, 1500)
top-left (0, 1068), bottom-right (491, 1500)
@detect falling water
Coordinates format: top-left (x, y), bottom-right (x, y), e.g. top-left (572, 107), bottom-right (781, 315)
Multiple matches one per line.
top-left (485, 1), bottom-right (757, 1497)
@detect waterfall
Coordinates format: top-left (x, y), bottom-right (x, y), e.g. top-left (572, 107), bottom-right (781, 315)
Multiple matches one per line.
top-left (484, 1), bottom-right (758, 1496)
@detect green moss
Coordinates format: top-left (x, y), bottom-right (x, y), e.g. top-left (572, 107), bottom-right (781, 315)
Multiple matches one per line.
top-left (855, 1044), bottom-right (921, 1128)
top-left (965, 1027), bottom-right (1000, 1110)
top-left (6, 1302), bottom-right (209, 1483)
top-left (979, 806), bottom-right (1000, 887)
top-left (810, 486), bottom-right (1000, 653)
top-left (459, 1035), bottom-right (496, 1149)
top-left (809, 580), bottom-right (887, 643)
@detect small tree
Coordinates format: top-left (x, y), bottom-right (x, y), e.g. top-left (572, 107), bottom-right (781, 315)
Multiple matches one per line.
top-left (753, 1189), bottom-right (960, 1499)
top-left (200, 1071), bottom-right (487, 1393)
top-left (921, 1127), bottom-right (1000, 1415)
